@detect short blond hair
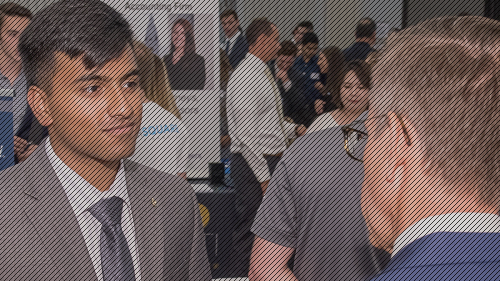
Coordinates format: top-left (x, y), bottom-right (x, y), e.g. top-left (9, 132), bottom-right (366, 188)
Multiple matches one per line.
top-left (371, 16), bottom-right (500, 206)
top-left (133, 41), bottom-right (182, 119)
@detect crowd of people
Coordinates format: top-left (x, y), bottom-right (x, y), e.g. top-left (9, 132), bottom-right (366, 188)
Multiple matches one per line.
top-left (1, 0), bottom-right (500, 280)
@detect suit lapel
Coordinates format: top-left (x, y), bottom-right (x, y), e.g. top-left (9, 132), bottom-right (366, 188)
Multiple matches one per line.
top-left (125, 161), bottom-right (165, 280)
top-left (22, 146), bottom-right (97, 281)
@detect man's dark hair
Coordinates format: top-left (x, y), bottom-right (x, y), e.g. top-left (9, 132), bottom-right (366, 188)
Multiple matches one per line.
top-left (355, 18), bottom-right (376, 38)
top-left (301, 32), bottom-right (319, 45)
top-left (294, 21), bottom-right (313, 32)
top-left (277, 40), bottom-right (297, 57)
top-left (0, 2), bottom-right (32, 29)
top-left (220, 9), bottom-right (238, 21)
top-left (20, 0), bottom-right (133, 90)
top-left (458, 11), bottom-right (471, 16)
top-left (245, 18), bottom-right (274, 46)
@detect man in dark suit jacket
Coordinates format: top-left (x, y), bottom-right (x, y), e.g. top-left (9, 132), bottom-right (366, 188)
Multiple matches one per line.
top-left (363, 16), bottom-right (500, 281)
top-left (220, 10), bottom-right (249, 68)
top-left (0, 1), bottom-right (211, 280)
top-left (343, 18), bottom-right (376, 61)
top-left (268, 41), bottom-right (315, 127)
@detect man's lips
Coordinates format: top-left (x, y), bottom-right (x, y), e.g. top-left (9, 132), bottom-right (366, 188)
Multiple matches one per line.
top-left (103, 123), bottom-right (137, 135)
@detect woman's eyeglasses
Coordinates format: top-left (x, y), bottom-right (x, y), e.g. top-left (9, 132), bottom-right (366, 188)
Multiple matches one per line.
top-left (340, 114), bottom-right (411, 162)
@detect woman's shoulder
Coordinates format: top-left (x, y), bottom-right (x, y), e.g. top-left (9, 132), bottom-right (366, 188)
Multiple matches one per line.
top-left (307, 113), bottom-right (339, 134)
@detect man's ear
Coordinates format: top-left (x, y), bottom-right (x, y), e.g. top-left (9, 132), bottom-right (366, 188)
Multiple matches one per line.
top-left (27, 86), bottom-right (53, 127)
top-left (385, 111), bottom-right (410, 182)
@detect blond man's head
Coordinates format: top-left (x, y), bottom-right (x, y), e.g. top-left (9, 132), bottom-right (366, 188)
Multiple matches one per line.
top-left (362, 16), bottom-right (500, 251)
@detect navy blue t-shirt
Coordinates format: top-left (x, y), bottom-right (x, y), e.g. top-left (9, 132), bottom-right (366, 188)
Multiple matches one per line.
top-left (292, 55), bottom-right (325, 106)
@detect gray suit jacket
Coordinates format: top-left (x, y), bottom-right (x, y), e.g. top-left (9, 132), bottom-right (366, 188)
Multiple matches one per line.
top-left (0, 145), bottom-right (211, 281)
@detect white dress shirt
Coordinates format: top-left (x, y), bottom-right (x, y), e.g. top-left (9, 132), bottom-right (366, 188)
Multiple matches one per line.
top-left (128, 101), bottom-right (188, 175)
top-left (392, 212), bottom-right (500, 257)
top-left (227, 53), bottom-right (296, 182)
top-left (222, 31), bottom-right (241, 55)
top-left (46, 138), bottom-right (142, 281)
top-left (273, 62), bottom-right (292, 92)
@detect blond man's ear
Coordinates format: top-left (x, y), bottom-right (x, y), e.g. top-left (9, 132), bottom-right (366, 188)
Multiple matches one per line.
top-left (27, 86), bottom-right (53, 128)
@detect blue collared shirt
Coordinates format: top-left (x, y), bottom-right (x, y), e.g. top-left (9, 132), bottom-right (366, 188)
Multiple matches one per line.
top-left (292, 55), bottom-right (325, 106)
top-left (0, 70), bottom-right (28, 134)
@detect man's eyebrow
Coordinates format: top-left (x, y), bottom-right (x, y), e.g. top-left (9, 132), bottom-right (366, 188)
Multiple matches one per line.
top-left (76, 69), bottom-right (139, 82)
top-left (123, 69), bottom-right (140, 79)
top-left (77, 74), bottom-right (102, 82)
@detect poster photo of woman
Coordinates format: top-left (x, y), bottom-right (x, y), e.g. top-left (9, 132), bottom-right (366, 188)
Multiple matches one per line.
top-left (164, 16), bottom-right (207, 90)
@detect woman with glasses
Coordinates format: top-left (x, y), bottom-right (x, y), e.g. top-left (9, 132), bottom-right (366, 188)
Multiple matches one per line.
top-left (308, 59), bottom-right (371, 134)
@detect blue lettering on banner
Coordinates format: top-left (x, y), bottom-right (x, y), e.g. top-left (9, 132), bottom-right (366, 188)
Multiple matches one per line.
top-left (141, 124), bottom-right (180, 137)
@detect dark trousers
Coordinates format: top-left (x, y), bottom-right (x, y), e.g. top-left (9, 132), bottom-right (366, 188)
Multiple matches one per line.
top-left (229, 153), bottom-right (280, 276)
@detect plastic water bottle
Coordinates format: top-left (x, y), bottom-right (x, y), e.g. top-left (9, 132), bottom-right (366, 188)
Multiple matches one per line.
top-left (221, 158), bottom-right (233, 187)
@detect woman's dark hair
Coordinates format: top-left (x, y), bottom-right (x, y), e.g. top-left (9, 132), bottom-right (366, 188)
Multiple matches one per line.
top-left (171, 18), bottom-right (196, 55)
top-left (19, 0), bottom-right (133, 90)
top-left (322, 47), bottom-right (345, 111)
top-left (327, 59), bottom-right (371, 110)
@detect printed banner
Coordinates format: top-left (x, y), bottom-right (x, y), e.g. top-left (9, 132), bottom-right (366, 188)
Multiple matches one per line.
top-left (0, 89), bottom-right (16, 171)
top-left (106, 0), bottom-right (221, 178)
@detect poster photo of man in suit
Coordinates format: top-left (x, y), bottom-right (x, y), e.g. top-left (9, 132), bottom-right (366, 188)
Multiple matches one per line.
top-left (0, 1), bottom-right (211, 280)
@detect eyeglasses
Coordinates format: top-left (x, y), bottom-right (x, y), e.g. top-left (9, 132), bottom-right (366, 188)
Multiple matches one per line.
top-left (340, 114), bottom-right (412, 162)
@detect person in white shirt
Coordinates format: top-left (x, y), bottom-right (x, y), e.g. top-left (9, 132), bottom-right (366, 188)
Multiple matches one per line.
top-left (130, 41), bottom-right (188, 179)
top-left (308, 59), bottom-right (371, 133)
top-left (220, 10), bottom-right (248, 69)
top-left (362, 16), bottom-right (500, 281)
top-left (226, 18), bottom-right (306, 276)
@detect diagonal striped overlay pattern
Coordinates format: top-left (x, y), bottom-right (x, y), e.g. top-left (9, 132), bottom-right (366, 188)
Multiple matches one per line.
top-left (1, 0), bottom-right (500, 281)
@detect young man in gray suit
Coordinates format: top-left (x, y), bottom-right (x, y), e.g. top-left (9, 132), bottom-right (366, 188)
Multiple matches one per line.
top-left (0, 1), bottom-right (211, 280)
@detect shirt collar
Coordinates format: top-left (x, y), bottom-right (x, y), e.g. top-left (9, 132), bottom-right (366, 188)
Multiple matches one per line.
top-left (393, 212), bottom-right (500, 257)
top-left (227, 31), bottom-right (241, 44)
top-left (245, 53), bottom-right (268, 71)
top-left (45, 137), bottom-right (129, 216)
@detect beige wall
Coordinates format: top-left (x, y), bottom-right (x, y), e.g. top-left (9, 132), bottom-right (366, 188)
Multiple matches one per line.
top-left (235, 0), bottom-right (363, 49)
top-left (236, 0), bottom-right (327, 45)
top-left (323, 0), bottom-right (361, 49)
top-left (407, 0), bottom-right (483, 26)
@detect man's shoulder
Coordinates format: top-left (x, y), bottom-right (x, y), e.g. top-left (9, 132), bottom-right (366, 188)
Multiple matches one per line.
top-left (124, 160), bottom-right (194, 196)
top-left (235, 33), bottom-right (248, 46)
top-left (370, 261), bottom-right (500, 281)
top-left (282, 127), bottom-right (343, 164)
top-left (0, 161), bottom-right (36, 220)
top-left (0, 156), bottom-right (38, 192)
